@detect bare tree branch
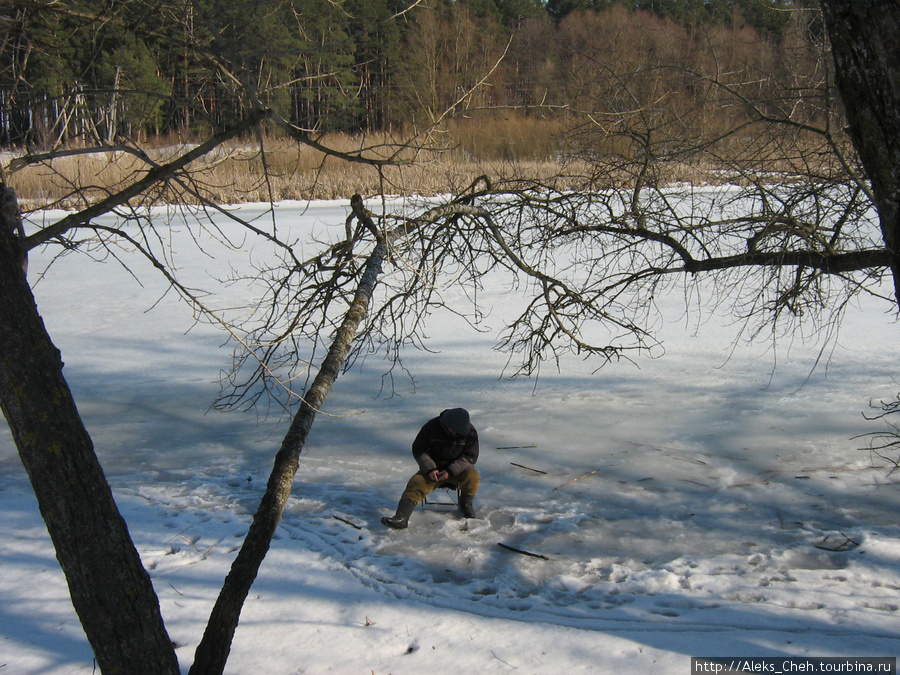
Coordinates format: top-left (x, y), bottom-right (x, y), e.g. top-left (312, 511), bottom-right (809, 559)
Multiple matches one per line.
top-left (22, 108), bottom-right (270, 250)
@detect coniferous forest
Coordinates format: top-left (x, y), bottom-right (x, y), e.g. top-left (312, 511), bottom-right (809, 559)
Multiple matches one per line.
top-left (2, 0), bottom-right (820, 151)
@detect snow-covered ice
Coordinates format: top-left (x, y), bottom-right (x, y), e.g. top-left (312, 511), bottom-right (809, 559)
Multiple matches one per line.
top-left (2, 200), bottom-right (900, 673)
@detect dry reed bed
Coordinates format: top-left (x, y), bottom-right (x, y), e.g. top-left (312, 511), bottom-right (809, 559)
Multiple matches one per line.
top-left (8, 150), bottom-right (591, 211)
top-left (6, 120), bottom-right (839, 211)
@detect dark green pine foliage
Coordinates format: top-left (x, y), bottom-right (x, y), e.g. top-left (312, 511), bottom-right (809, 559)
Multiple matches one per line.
top-left (546, 0), bottom-right (599, 21)
top-left (494, 0), bottom-right (546, 28)
top-left (731, 0), bottom-right (793, 40)
top-left (191, 0), bottom-right (303, 126)
top-left (345, 0), bottom-right (404, 131)
top-left (290, 0), bottom-right (359, 131)
top-left (4, 1), bottom-right (105, 145)
top-left (96, 34), bottom-right (172, 137)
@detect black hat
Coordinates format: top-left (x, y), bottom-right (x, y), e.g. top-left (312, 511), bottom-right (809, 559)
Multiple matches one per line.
top-left (439, 408), bottom-right (471, 436)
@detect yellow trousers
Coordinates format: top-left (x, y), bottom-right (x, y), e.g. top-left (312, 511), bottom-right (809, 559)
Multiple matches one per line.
top-left (401, 467), bottom-right (480, 506)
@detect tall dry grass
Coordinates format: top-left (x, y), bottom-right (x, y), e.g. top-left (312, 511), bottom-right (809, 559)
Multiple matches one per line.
top-left (7, 117), bottom-right (583, 209)
top-left (6, 113), bottom-right (840, 210)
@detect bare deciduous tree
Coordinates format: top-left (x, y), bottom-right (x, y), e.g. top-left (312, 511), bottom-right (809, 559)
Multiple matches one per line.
top-left (447, 3), bottom-right (899, 378)
top-left (858, 394), bottom-right (900, 475)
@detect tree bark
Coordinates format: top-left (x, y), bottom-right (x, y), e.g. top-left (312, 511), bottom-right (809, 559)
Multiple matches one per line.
top-left (0, 187), bottom-right (179, 674)
top-left (819, 0), bottom-right (900, 305)
top-left (189, 195), bottom-right (387, 675)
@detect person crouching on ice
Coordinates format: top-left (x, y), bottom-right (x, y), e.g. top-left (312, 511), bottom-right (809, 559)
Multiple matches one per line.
top-left (381, 408), bottom-right (480, 530)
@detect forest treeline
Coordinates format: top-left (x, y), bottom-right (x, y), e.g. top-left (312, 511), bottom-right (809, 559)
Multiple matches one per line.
top-left (2, 0), bottom-right (821, 155)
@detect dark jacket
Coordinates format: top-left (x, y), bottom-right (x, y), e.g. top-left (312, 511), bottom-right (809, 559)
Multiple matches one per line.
top-left (412, 416), bottom-right (479, 477)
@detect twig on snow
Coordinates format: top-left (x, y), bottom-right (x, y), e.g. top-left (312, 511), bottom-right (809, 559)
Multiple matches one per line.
top-left (510, 462), bottom-right (547, 474)
top-left (552, 468), bottom-right (601, 491)
top-left (181, 535), bottom-right (201, 552)
top-left (497, 542), bottom-right (550, 560)
top-left (333, 515), bottom-right (363, 530)
top-left (814, 532), bottom-right (860, 552)
top-left (491, 650), bottom-right (518, 669)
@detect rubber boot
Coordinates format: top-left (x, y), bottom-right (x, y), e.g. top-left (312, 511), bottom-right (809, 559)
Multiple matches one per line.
top-left (459, 494), bottom-right (476, 519)
top-left (381, 497), bottom-right (416, 529)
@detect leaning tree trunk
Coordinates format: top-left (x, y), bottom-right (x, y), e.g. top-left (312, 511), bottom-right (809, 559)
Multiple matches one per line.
top-left (819, 0), bottom-right (900, 306)
top-left (189, 195), bottom-right (388, 675)
top-left (0, 186), bottom-right (180, 674)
